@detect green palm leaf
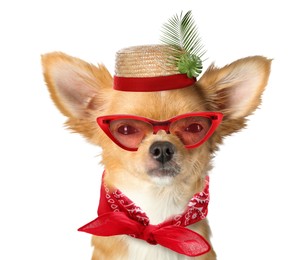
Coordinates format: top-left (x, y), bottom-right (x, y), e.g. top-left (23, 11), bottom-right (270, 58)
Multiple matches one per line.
top-left (160, 11), bottom-right (206, 78)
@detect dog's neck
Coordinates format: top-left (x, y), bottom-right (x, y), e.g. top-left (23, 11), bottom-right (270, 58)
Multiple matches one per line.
top-left (121, 183), bottom-right (186, 225)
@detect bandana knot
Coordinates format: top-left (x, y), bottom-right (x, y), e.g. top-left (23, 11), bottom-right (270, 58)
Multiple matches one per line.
top-left (142, 224), bottom-right (159, 245)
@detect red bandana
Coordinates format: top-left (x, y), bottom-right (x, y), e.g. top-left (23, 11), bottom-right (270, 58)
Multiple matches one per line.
top-left (78, 173), bottom-right (211, 257)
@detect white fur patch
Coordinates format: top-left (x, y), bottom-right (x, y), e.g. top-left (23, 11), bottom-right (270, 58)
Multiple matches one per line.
top-left (127, 237), bottom-right (192, 260)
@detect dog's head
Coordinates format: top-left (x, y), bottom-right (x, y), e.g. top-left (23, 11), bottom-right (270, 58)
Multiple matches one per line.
top-left (42, 52), bottom-right (270, 190)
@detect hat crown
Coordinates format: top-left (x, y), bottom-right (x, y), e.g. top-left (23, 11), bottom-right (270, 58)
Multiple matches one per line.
top-left (115, 45), bottom-right (179, 77)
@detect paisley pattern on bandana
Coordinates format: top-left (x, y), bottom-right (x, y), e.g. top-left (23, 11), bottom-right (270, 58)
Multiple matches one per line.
top-left (105, 183), bottom-right (150, 226)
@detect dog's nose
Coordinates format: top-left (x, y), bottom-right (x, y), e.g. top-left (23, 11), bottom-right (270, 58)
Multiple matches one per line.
top-left (149, 141), bottom-right (175, 164)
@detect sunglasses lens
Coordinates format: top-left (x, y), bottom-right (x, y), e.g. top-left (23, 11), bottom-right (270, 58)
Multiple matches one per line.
top-left (109, 119), bottom-right (152, 149)
top-left (170, 116), bottom-right (212, 146)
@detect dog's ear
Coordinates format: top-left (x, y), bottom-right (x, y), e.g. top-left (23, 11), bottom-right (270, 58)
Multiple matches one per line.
top-left (197, 56), bottom-right (271, 120)
top-left (42, 52), bottom-right (112, 119)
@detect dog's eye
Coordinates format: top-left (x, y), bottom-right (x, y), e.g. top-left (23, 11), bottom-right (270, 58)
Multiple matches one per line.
top-left (117, 125), bottom-right (139, 135)
top-left (185, 123), bottom-right (203, 133)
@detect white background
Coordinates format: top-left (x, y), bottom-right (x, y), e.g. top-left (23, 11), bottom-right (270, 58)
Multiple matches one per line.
top-left (1, 0), bottom-right (307, 259)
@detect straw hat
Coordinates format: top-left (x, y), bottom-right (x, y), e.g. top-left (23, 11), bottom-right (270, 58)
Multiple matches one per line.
top-left (113, 45), bottom-right (196, 92)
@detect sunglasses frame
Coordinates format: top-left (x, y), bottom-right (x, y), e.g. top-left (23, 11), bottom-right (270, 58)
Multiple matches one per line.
top-left (96, 112), bottom-right (224, 151)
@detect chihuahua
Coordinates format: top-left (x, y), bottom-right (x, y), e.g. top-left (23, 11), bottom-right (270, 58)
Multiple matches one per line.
top-left (42, 47), bottom-right (270, 259)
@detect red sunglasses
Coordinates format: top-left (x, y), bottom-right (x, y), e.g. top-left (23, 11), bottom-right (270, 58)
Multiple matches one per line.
top-left (96, 112), bottom-right (223, 151)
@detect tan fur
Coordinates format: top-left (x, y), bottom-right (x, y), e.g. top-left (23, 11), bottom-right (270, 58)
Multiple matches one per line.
top-left (42, 52), bottom-right (271, 259)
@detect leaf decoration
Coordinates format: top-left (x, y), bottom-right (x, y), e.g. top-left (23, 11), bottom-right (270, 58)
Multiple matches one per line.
top-left (160, 11), bottom-right (206, 78)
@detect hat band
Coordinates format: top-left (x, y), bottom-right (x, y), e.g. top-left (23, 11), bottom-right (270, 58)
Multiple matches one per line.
top-left (113, 74), bottom-right (196, 92)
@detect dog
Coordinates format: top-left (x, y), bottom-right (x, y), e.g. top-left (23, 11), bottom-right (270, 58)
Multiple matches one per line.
top-left (42, 46), bottom-right (271, 259)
